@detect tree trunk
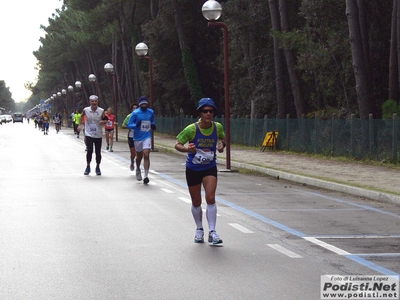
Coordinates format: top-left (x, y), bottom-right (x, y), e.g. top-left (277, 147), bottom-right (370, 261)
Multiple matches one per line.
top-left (171, 0), bottom-right (203, 103)
top-left (269, 0), bottom-right (286, 119)
top-left (240, 1), bottom-right (257, 119)
top-left (118, 4), bottom-right (135, 112)
top-left (357, 0), bottom-right (373, 112)
top-left (345, 0), bottom-right (372, 119)
top-left (389, 0), bottom-right (398, 102)
top-left (279, 0), bottom-right (304, 118)
top-left (397, 0), bottom-right (400, 104)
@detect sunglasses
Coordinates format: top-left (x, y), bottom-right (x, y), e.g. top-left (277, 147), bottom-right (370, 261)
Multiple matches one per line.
top-left (201, 109), bottom-right (214, 114)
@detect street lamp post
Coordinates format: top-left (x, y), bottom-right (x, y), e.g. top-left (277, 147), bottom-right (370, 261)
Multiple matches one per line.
top-left (88, 74), bottom-right (99, 95)
top-left (61, 89), bottom-right (67, 126)
top-left (68, 85), bottom-right (76, 113)
top-left (57, 92), bottom-right (62, 116)
top-left (75, 81), bottom-right (87, 108)
top-left (202, 0), bottom-right (231, 170)
top-left (104, 63), bottom-right (119, 142)
top-left (50, 95), bottom-right (55, 114)
top-left (135, 42), bottom-right (154, 151)
top-left (52, 94), bottom-right (57, 114)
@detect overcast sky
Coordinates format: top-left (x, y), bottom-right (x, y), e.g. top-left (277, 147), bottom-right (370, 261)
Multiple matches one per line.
top-left (0, 0), bottom-right (63, 103)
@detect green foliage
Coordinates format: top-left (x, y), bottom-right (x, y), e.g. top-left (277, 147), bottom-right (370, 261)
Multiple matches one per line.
top-left (0, 80), bottom-right (15, 112)
top-left (181, 47), bottom-right (203, 102)
top-left (382, 100), bottom-right (399, 119)
top-left (67, 0), bottom-right (102, 11)
top-left (28, 0), bottom-right (394, 120)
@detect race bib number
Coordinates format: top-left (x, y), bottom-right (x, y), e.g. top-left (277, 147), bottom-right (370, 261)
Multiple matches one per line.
top-left (192, 149), bottom-right (214, 165)
top-left (128, 129), bottom-right (134, 138)
top-left (88, 124), bottom-right (97, 133)
top-left (140, 120), bottom-right (150, 132)
top-left (107, 120), bottom-right (113, 127)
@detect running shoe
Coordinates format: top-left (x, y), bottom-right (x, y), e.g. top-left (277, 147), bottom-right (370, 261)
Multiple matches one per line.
top-left (106, 144), bottom-right (109, 150)
top-left (84, 166), bottom-right (91, 175)
top-left (110, 147), bottom-right (113, 152)
top-left (136, 168), bottom-right (142, 181)
top-left (95, 166), bottom-right (101, 176)
top-left (143, 177), bottom-right (149, 184)
top-left (208, 230), bottom-right (223, 244)
top-left (130, 163), bottom-right (134, 171)
top-left (194, 228), bottom-right (204, 243)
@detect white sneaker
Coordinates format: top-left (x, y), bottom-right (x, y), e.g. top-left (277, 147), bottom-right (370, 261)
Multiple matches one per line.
top-left (208, 230), bottom-right (223, 244)
top-left (136, 168), bottom-right (142, 181)
top-left (194, 228), bottom-right (204, 243)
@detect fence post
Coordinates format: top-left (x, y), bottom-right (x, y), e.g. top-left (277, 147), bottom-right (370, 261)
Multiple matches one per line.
top-left (286, 114), bottom-right (290, 150)
top-left (243, 115), bottom-right (248, 146)
top-left (351, 114), bottom-right (355, 157)
top-left (263, 115), bottom-right (268, 135)
top-left (301, 114), bottom-right (305, 151)
top-left (393, 113), bottom-right (398, 163)
top-left (369, 114), bottom-right (373, 159)
top-left (315, 115), bottom-right (318, 154)
top-left (248, 116), bottom-right (255, 147)
top-left (331, 113), bottom-right (336, 155)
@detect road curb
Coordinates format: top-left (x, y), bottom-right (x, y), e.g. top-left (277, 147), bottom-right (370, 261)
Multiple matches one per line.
top-left (154, 143), bottom-right (400, 206)
top-left (230, 161), bottom-right (400, 206)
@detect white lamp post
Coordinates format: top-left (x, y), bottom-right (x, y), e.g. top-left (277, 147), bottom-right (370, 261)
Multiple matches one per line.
top-left (202, 0), bottom-right (231, 170)
top-left (104, 63), bottom-right (119, 141)
top-left (88, 74), bottom-right (99, 95)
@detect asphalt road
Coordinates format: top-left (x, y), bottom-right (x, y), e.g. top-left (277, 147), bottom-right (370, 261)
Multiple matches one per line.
top-left (0, 122), bottom-right (399, 300)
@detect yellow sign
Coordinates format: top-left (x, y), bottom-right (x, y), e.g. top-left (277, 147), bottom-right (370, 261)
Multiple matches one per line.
top-left (261, 131), bottom-right (278, 151)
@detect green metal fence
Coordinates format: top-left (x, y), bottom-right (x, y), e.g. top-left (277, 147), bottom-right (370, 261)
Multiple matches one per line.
top-left (155, 114), bottom-right (399, 163)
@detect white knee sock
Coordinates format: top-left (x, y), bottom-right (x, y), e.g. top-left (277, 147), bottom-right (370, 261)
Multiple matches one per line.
top-left (206, 204), bottom-right (217, 231)
top-left (191, 205), bottom-right (203, 229)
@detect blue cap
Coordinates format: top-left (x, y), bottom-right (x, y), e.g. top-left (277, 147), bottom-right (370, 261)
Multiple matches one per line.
top-left (197, 98), bottom-right (217, 111)
top-left (139, 96), bottom-right (148, 105)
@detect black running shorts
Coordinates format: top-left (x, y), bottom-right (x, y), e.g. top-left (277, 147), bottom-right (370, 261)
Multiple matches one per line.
top-left (128, 137), bottom-right (135, 148)
top-left (185, 165), bottom-right (217, 186)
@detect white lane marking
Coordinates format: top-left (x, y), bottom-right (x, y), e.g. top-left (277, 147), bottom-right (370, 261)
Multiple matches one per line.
top-left (161, 188), bottom-right (174, 193)
top-left (178, 197), bottom-right (192, 204)
top-left (228, 223), bottom-right (254, 233)
top-left (267, 244), bottom-right (302, 258)
top-left (150, 170), bottom-right (159, 174)
top-left (303, 237), bottom-right (350, 255)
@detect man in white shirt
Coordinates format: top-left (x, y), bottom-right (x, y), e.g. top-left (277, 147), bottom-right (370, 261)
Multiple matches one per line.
top-left (78, 95), bottom-right (108, 175)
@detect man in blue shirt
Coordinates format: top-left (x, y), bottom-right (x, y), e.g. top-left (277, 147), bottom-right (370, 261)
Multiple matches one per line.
top-left (127, 96), bottom-right (156, 184)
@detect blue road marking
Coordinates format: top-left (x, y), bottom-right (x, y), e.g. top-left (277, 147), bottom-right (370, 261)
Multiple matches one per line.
top-left (133, 164), bottom-right (400, 276)
top-left (346, 255), bottom-right (400, 276)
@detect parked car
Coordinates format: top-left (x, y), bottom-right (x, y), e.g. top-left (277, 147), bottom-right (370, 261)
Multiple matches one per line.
top-left (12, 113), bottom-right (23, 123)
top-left (4, 115), bottom-right (12, 123)
top-left (1, 115), bottom-right (12, 123)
